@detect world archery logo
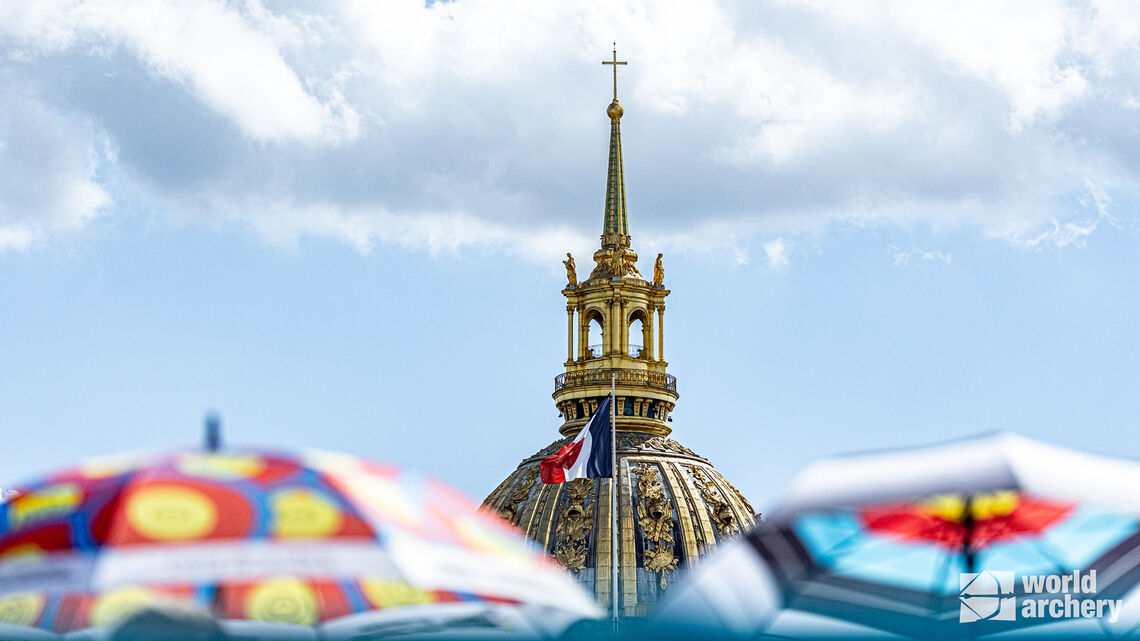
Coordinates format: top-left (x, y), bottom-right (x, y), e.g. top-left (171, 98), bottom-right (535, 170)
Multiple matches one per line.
top-left (960, 571), bottom-right (1016, 622)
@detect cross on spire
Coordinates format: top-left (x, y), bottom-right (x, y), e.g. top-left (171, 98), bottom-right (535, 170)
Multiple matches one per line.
top-left (602, 43), bottom-right (627, 102)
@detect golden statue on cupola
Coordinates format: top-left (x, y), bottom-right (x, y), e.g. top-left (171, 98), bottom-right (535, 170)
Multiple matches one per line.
top-left (483, 47), bottom-right (757, 617)
top-left (563, 253), bottom-right (578, 287)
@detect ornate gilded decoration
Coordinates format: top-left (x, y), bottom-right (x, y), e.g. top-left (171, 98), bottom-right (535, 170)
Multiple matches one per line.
top-left (552, 479), bottom-right (594, 572)
top-left (653, 253), bottom-right (664, 288)
top-left (638, 436), bottom-right (698, 458)
top-left (611, 434), bottom-right (696, 457)
top-left (690, 466), bottom-right (739, 538)
top-left (482, 476), bottom-right (513, 511)
top-left (563, 253), bottom-right (578, 287)
top-left (724, 478), bottom-right (758, 519)
top-left (634, 463), bottom-right (678, 590)
top-left (644, 546), bottom-right (679, 590)
top-left (710, 502), bottom-right (737, 536)
top-left (498, 471), bottom-right (536, 526)
top-left (616, 432), bottom-right (659, 451)
top-left (588, 246), bottom-right (644, 281)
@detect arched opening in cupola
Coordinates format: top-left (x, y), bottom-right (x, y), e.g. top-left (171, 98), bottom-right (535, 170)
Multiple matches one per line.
top-left (628, 310), bottom-right (649, 359)
top-left (585, 309), bottom-right (605, 359)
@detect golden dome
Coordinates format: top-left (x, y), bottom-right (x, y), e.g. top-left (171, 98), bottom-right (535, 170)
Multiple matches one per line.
top-left (482, 48), bottom-right (757, 616)
top-left (483, 433), bottom-right (756, 616)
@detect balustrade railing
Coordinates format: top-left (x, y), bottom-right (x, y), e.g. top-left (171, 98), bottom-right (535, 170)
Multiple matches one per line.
top-left (554, 368), bottom-right (677, 394)
top-left (584, 344), bottom-right (647, 359)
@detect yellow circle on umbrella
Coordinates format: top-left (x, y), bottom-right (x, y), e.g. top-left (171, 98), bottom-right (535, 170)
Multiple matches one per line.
top-left (245, 579), bottom-right (318, 625)
top-left (126, 485), bottom-right (218, 541)
top-left (360, 578), bottom-right (432, 608)
top-left (0, 593), bottom-right (45, 626)
top-left (91, 587), bottom-right (157, 628)
top-left (271, 489), bottom-right (343, 538)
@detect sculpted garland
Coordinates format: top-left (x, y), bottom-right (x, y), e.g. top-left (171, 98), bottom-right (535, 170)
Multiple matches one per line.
top-left (552, 478), bottom-right (594, 572)
top-left (634, 463), bottom-right (678, 590)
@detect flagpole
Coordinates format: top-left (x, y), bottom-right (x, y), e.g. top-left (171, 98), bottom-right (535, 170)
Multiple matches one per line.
top-left (611, 370), bottom-right (618, 631)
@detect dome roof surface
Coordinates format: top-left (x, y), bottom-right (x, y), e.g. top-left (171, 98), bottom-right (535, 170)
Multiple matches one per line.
top-left (484, 432), bottom-right (756, 616)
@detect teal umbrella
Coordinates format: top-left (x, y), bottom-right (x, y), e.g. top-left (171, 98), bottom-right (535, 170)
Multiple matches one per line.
top-left (653, 433), bottom-right (1140, 640)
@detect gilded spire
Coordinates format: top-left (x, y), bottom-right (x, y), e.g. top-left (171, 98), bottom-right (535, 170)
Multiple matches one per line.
top-left (587, 46), bottom-right (641, 282)
top-left (602, 46), bottom-right (628, 241)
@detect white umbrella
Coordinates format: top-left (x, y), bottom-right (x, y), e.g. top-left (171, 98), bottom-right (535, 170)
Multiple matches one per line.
top-left (653, 433), bottom-right (1140, 640)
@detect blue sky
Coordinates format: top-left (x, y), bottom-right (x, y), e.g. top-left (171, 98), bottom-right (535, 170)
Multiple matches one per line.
top-left (1, 1), bottom-right (1139, 511)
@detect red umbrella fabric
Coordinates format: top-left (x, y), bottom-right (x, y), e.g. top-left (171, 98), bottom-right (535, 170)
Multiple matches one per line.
top-left (0, 447), bottom-right (600, 636)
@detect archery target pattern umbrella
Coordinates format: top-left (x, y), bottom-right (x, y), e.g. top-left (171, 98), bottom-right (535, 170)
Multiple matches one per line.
top-left (653, 433), bottom-right (1140, 640)
top-left (0, 448), bottom-right (600, 634)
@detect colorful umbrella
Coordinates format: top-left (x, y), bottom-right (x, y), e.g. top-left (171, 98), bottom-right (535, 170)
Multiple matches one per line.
top-left (0, 447), bottom-right (600, 636)
top-left (652, 433), bottom-right (1140, 640)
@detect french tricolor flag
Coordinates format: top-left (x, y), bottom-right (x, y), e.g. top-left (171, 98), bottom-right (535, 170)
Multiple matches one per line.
top-left (540, 396), bottom-right (613, 483)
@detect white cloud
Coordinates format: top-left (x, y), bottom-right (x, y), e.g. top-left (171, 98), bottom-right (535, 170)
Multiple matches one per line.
top-left (1002, 180), bottom-right (1126, 250)
top-left (0, 0), bottom-right (1138, 258)
top-left (800, 0), bottom-right (1090, 128)
top-left (0, 92), bottom-right (110, 251)
top-left (888, 245), bottom-right (952, 267)
top-left (763, 238), bottom-right (789, 269)
top-left (218, 198), bottom-right (592, 267)
top-left (0, 224), bottom-right (36, 252)
top-left (0, 0), bottom-right (357, 142)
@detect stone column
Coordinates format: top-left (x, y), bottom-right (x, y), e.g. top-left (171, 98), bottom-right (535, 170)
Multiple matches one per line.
top-left (566, 306), bottom-right (575, 362)
top-left (579, 306), bottom-right (588, 360)
top-left (657, 305), bottom-right (665, 362)
top-left (610, 296), bottom-right (620, 355)
top-left (645, 306), bottom-right (654, 360)
top-left (618, 297), bottom-right (626, 356)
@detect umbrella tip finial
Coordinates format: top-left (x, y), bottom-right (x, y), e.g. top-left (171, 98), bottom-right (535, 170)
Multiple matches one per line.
top-left (204, 411), bottom-right (222, 452)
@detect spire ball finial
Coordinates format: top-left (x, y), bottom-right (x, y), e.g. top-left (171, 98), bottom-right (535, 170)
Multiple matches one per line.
top-left (607, 100), bottom-right (624, 120)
